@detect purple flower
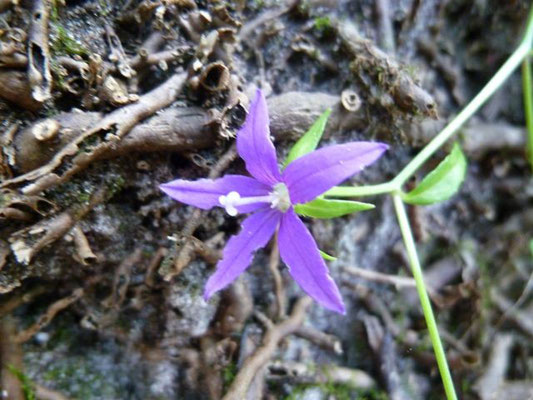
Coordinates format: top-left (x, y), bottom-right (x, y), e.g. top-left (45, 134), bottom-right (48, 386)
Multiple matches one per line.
top-left (160, 89), bottom-right (388, 314)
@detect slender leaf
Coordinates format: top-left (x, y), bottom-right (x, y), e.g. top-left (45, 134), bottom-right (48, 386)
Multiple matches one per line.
top-left (284, 109), bottom-right (331, 167)
top-left (319, 250), bottom-right (337, 261)
top-left (402, 143), bottom-right (467, 205)
top-left (294, 197), bottom-right (374, 219)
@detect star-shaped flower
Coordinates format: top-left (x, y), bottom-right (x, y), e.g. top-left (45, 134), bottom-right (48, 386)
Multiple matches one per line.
top-left (160, 89), bottom-right (388, 313)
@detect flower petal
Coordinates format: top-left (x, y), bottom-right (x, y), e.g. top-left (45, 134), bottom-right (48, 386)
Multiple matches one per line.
top-left (282, 142), bottom-right (388, 204)
top-left (237, 89), bottom-right (282, 185)
top-left (204, 208), bottom-right (282, 299)
top-left (160, 174), bottom-right (271, 213)
top-left (278, 208), bottom-right (345, 314)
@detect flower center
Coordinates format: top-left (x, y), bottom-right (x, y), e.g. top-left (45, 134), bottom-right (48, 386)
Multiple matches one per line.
top-left (219, 183), bottom-right (291, 216)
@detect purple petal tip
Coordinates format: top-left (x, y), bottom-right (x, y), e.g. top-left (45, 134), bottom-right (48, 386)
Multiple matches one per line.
top-left (333, 301), bottom-right (346, 315)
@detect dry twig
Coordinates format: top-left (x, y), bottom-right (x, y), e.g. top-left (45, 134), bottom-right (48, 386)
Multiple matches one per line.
top-left (3, 72), bottom-right (187, 194)
top-left (164, 144), bottom-right (237, 280)
top-left (0, 285), bottom-right (47, 317)
top-left (223, 297), bottom-right (312, 400)
top-left (294, 326), bottom-right (343, 355)
top-left (267, 360), bottom-right (374, 389)
top-left (102, 249), bottom-right (143, 309)
top-left (474, 334), bottom-right (514, 400)
top-left (335, 18), bottom-right (437, 118)
top-left (9, 186), bottom-right (108, 265)
top-left (343, 265), bottom-right (418, 290)
top-left (13, 287), bottom-right (85, 343)
top-left (27, 0), bottom-right (52, 102)
top-left (363, 316), bottom-right (412, 400)
top-left (491, 289), bottom-right (533, 338)
top-left (71, 224), bottom-right (97, 265)
top-left (268, 234), bottom-right (286, 319)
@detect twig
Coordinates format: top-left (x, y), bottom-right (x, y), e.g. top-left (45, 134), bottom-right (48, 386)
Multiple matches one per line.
top-left (363, 316), bottom-right (412, 400)
top-left (494, 271), bottom-right (533, 331)
top-left (374, 0), bottom-right (395, 53)
top-left (34, 384), bottom-right (72, 400)
top-left (352, 284), bottom-right (408, 341)
top-left (0, 70), bottom-right (43, 111)
top-left (9, 186), bottom-right (109, 265)
top-left (343, 265), bottom-right (418, 290)
top-left (144, 247), bottom-right (167, 288)
top-left (105, 24), bottom-right (134, 79)
top-left (238, 2), bottom-right (295, 41)
top-left (13, 91), bottom-right (365, 174)
top-left (267, 360), bottom-right (374, 389)
top-left (0, 285), bottom-right (47, 317)
top-left (71, 224), bottom-right (97, 265)
top-left (27, 0), bottom-right (52, 102)
top-left (102, 249), bottom-right (143, 309)
top-left (2, 72), bottom-right (187, 194)
top-left (491, 289), bottom-right (533, 338)
top-left (334, 18), bottom-right (436, 118)
top-left (165, 144), bottom-right (237, 281)
top-left (131, 48), bottom-right (188, 70)
top-left (13, 287), bottom-right (84, 343)
top-left (211, 278), bottom-right (253, 337)
top-left (474, 334), bottom-right (514, 400)
top-left (268, 233), bottom-right (285, 319)
top-left (294, 326), bottom-right (343, 355)
top-left (223, 297), bottom-right (312, 400)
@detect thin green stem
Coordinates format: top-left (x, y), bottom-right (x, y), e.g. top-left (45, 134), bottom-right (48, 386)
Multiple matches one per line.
top-left (392, 193), bottom-right (457, 400)
top-left (393, 38), bottom-right (532, 187)
top-left (522, 57), bottom-right (533, 169)
top-left (328, 8), bottom-right (533, 199)
top-left (324, 181), bottom-right (397, 198)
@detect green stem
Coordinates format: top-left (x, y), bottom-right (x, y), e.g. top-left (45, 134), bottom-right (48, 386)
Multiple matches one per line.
top-left (392, 193), bottom-right (457, 400)
top-left (328, 8), bottom-right (533, 199)
top-left (392, 35), bottom-right (531, 187)
top-left (325, 182), bottom-right (396, 198)
top-left (522, 57), bottom-right (533, 169)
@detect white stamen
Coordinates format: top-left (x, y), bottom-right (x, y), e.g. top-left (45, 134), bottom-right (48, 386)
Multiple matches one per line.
top-left (219, 191), bottom-right (241, 216)
top-left (219, 183), bottom-right (292, 216)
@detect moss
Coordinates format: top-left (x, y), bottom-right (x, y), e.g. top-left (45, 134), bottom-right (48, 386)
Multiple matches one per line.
top-left (50, 0), bottom-right (60, 22)
top-left (107, 174), bottom-right (126, 198)
top-left (7, 365), bottom-right (36, 400)
top-left (98, 0), bottom-right (111, 16)
top-left (51, 24), bottom-right (89, 57)
top-left (42, 359), bottom-right (116, 399)
top-left (222, 362), bottom-right (238, 391)
top-left (314, 16), bottom-right (331, 32)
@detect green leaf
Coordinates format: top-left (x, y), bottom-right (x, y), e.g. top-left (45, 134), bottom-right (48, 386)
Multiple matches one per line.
top-left (319, 250), bottom-right (337, 261)
top-left (402, 143), bottom-right (467, 205)
top-left (294, 197), bottom-right (374, 219)
top-left (284, 109), bottom-right (331, 167)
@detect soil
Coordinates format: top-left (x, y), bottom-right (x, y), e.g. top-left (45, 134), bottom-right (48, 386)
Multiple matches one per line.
top-left (0, 1), bottom-right (532, 399)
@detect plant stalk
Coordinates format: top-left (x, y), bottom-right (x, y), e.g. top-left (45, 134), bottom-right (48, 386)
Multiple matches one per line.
top-left (325, 182), bottom-right (396, 198)
top-left (392, 193), bottom-right (457, 400)
top-left (327, 8), bottom-right (533, 199)
top-left (392, 37), bottom-right (532, 187)
top-left (522, 57), bottom-right (533, 170)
